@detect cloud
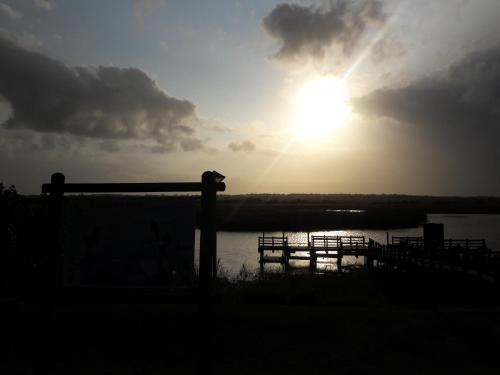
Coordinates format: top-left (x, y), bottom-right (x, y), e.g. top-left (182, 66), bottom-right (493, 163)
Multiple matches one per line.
top-left (262, 0), bottom-right (385, 61)
top-left (200, 118), bottom-right (232, 132)
top-left (0, 2), bottom-right (22, 20)
top-left (180, 138), bottom-right (204, 151)
top-left (0, 129), bottom-right (85, 154)
top-left (132, 0), bottom-right (166, 28)
top-left (353, 44), bottom-right (500, 185)
top-left (370, 32), bottom-right (405, 63)
top-left (99, 140), bottom-right (120, 153)
top-left (0, 34), bottom-right (203, 151)
top-left (354, 46), bottom-right (500, 131)
top-left (228, 140), bottom-right (255, 153)
top-left (34, 0), bottom-right (55, 10)
top-left (0, 28), bottom-right (44, 51)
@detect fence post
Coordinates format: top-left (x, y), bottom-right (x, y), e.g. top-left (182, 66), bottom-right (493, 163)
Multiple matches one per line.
top-left (198, 171), bottom-right (223, 375)
top-left (366, 240), bottom-right (374, 270)
top-left (258, 235), bottom-right (264, 273)
top-left (35, 172), bottom-right (65, 375)
top-left (48, 172), bottom-right (65, 294)
top-left (200, 171), bottom-right (218, 292)
top-left (337, 244), bottom-right (343, 273)
top-left (284, 238), bottom-right (290, 272)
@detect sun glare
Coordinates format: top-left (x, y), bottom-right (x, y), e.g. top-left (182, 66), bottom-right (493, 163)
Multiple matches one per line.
top-left (295, 76), bottom-right (352, 139)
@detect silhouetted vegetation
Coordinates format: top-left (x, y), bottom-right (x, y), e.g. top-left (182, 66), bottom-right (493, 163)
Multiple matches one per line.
top-left (9, 193), bottom-right (500, 234)
top-left (218, 193), bottom-right (500, 212)
top-left (213, 193), bottom-right (500, 231)
top-left (3, 269), bottom-right (500, 374)
top-left (218, 267), bottom-right (500, 308)
top-left (0, 183), bottom-right (19, 296)
top-left (215, 202), bottom-right (426, 230)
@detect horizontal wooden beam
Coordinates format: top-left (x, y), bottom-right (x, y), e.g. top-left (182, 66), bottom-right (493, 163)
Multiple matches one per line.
top-left (41, 182), bottom-right (226, 194)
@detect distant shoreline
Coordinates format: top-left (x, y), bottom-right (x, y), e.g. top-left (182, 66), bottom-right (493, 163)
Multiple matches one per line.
top-left (20, 194), bottom-right (500, 232)
top-left (213, 194), bottom-right (500, 231)
top-left (24, 192), bottom-right (500, 212)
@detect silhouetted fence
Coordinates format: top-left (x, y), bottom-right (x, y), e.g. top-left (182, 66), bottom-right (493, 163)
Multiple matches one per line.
top-left (33, 171), bottom-right (226, 375)
top-left (377, 237), bottom-right (499, 279)
top-left (40, 171), bottom-right (225, 300)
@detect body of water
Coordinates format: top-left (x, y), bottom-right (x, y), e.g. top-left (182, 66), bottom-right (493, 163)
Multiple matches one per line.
top-left (195, 214), bottom-right (500, 275)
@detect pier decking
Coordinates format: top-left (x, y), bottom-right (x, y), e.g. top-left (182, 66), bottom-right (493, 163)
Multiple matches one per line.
top-left (258, 233), bottom-right (500, 281)
top-left (258, 234), bottom-right (372, 271)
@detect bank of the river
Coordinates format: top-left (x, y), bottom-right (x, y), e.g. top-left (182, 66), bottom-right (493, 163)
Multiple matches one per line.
top-left (211, 194), bottom-right (500, 231)
top-left (3, 270), bottom-right (500, 374)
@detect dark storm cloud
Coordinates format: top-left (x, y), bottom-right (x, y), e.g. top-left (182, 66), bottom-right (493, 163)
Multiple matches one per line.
top-left (0, 29), bottom-right (44, 51)
top-left (0, 2), bottom-right (22, 20)
top-left (353, 45), bottom-right (500, 191)
top-left (0, 35), bottom-right (202, 150)
top-left (98, 140), bottom-right (120, 153)
top-left (228, 140), bottom-right (255, 153)
top-left (34, 0), bottom-right (55, 10)
top-left (262, 0), bottom-right (385, 60)
top-left (354, 46), bottom-right (500, 131)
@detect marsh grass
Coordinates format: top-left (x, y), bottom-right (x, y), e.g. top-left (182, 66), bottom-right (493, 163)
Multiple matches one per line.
top-left (214, 266), bottom-right (500, 308)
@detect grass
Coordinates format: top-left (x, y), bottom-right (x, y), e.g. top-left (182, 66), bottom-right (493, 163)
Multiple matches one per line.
top-left (216, 267), bottom-right (500, 309)
top-left (3, 268), bottom-right (500, 374)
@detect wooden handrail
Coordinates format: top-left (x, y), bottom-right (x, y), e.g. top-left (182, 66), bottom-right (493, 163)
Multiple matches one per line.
top-left (42, 182), bottom-right (225, 193)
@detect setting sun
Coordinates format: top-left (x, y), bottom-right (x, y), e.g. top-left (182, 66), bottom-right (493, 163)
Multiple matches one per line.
top-left (295, 76), bottom-right (352, 139)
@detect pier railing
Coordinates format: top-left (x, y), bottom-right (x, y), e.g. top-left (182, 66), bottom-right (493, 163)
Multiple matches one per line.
top-left (311, 235), bottom-right (367, 249)
top-left (258, 233), bottom-right (499, 282)
top-left (443, 239), bottom-right (486, 250)
top-left (377, 238), bottom-right (499, 281)
top-left (392, 236), bottom-right (486, 250)
top-left (258, 236), bottom-right (288, 251)
top-left (258, 234), bottom-right (370, 271)
top-left (392, 236), bottom-right (425, 247)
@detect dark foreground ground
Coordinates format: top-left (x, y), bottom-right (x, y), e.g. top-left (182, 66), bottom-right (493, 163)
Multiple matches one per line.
top-left (2, 270), bottom-right (500, 374)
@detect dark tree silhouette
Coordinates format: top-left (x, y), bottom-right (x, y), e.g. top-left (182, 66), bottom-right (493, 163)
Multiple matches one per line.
top-left (0, 183), bottom-right (18, 295)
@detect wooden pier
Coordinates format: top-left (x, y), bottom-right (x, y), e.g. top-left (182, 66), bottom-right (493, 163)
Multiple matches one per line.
top-left (258, 233), bottom-right (500, 281)
top-left (258, 234), bottom-right (372, 272)
top-left (377, 236), bottom-right (499, 280)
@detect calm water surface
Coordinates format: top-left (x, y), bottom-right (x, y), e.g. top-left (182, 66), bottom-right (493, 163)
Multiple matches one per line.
top-left (195, 214), bottom-right (500, 275)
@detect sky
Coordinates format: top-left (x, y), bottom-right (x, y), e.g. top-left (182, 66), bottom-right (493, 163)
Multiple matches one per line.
top-left (1, 0), bottom-right (500, 195)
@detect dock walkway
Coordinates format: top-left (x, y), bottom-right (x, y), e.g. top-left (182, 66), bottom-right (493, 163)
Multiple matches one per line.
top-left (258, 234), bottom-right (372, 271)
top-left (258, 234), bottom-right (500, 281)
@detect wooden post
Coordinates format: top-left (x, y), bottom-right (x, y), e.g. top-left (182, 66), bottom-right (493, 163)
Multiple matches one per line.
top-left (282, 232), bottom-right (286, 268)
top-left (284, 237), bottom-right (290, 272)
top-left (200, 171), bottom-right (218, 292)
top-left (35, 172), bottom-right (64, 375)
top-left (259, 235), bottom-right (264, 273)
top-left (47, 172), bottom-right (65, 294)
top-left (337, 245), bottom-right (343, 273)
top-left (198, 171), bottom-right (222, 375)
top-left (310, 237), bottom-right (317, 271)
top-left (366, 239), bottom-right (374, 270)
